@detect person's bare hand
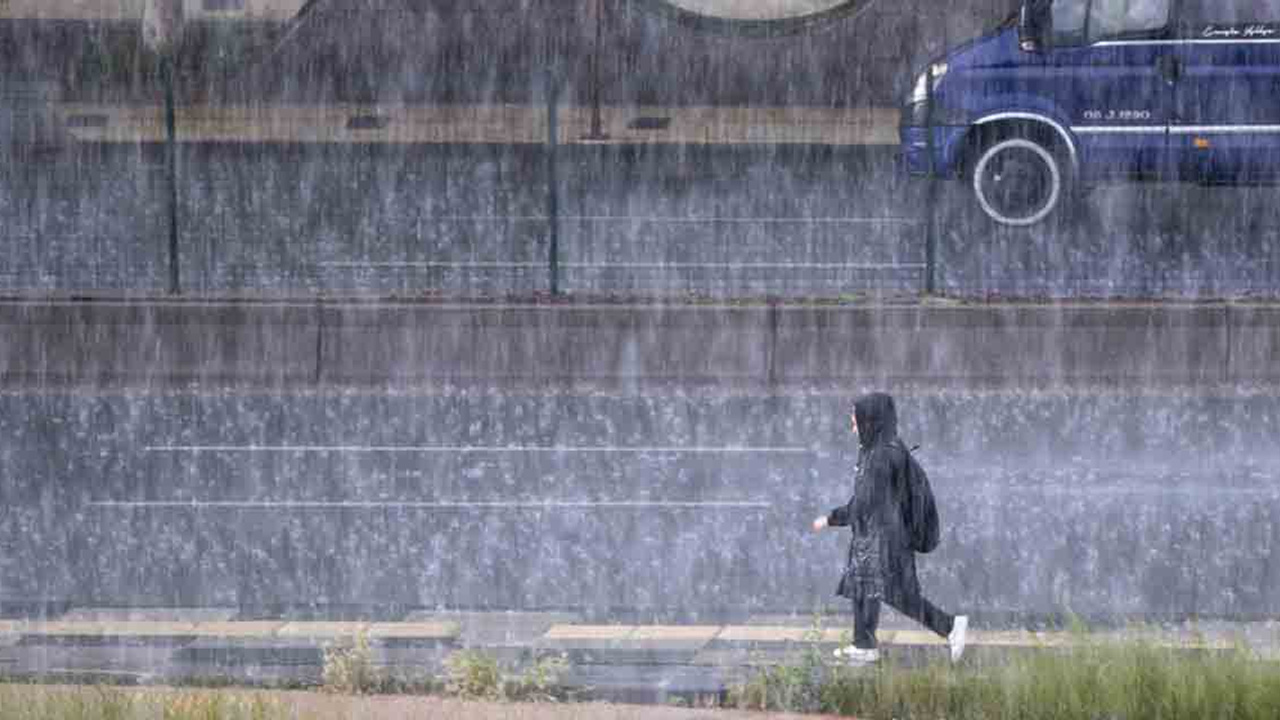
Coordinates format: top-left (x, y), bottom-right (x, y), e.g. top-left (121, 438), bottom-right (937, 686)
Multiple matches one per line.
top-left (812, 515), bottom-right (828, 531)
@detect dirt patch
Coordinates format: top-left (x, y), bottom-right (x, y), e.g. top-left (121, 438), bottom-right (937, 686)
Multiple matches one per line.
top-left (0, 685), bottom-right (847, 720)
top-left (278, 691), bottom-right (841, 719)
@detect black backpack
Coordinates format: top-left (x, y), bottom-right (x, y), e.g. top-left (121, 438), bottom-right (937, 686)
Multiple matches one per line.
top-left (898, 442), bottom-right (941, 553)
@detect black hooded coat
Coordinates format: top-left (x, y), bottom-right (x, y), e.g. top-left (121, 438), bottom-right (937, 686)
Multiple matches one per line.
top-left (828, 393), bottom-right (917, 600)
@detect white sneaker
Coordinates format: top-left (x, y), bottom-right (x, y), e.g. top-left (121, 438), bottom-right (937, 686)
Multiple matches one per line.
top-left (833, 645), bottom-right (880, 666)
top-left (948, 615), bottom-right (969, 663)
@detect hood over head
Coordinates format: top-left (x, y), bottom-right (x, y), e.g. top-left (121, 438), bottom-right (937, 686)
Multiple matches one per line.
top-left (853, 392), bottom-right (899, 450)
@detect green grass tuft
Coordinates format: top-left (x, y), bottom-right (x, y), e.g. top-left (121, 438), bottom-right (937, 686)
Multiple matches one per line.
top-left (732, 634), bottom-right (1280, 719)
top-left (0, 686), bottom-right (288, 720)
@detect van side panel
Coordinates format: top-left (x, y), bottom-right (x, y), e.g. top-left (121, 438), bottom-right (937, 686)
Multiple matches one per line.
top-left (1177, 38), bottom-right (1280, 181)
top-left (1049, 43), bottom-right (1177, 180)
top-left (928, 31), bottom-right (1074, 175)
top-left (923, 29), bottom-right (1178, 182)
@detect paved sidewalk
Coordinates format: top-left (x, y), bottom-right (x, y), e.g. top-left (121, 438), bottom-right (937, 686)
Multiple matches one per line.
top-left (54, 103), bottom-right (901, 146)
top-left (2, 608), bottom-right (1276, 705)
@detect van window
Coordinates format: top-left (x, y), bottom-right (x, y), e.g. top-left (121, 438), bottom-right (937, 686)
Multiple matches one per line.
top-left (1052, 0), bottom-right (1089, 45)
top-left (1183, 0), bottom-right (1280, 25)
top-left (1087, 0), bottom-right (1171, 42)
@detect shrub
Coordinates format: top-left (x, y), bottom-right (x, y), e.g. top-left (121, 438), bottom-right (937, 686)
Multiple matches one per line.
top-left (321, 630), bottom-right (384, 695)
top-left (443, 650), bottom-right (504, 701)
top-left (728, 612), bottom-right (830, 713)
top-left (508, 653), bottom-right (571, 702)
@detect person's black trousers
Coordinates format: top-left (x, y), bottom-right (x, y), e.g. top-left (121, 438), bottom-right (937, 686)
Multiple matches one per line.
top-left (852, 578), bottom-right (955, 649)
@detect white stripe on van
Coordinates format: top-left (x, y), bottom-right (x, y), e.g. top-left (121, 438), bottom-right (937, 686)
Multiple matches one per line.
top-left (1071, 124), bottom-right (1280, 136)
top-left (1171, 125), bottom-right (1280, 134)
top-left (1070, 126), bottom-right (1166, 134)
top-left (1095, 38), bottom-right (1280, 46)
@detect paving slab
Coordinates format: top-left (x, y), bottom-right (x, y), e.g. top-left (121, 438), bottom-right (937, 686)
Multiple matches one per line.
top-left (175, 623), bottom-right (452, 667)
top-left (20, 621), bottom-right (198, 645)
top-left (61, 608), bottom-right (237, 623)
top-left (405, 611), bottom-right (579, 647)
top-left (541, 624), bottom-right (638, 641)
top-left (0, 620), bottom-right (20, 648)
top-left (892, 629), bottom-right (947, 647)
top-left (963, 630), bottom-right (1047, 647)
top-left (189, 621), bottom-right (285, 639)
top-left (715, 625), bottom-right (808, 644)
top-left (367, 621), bottom-right (461, 647)
top-left (537, 624), bottom-right (718, 664)
top-left (277, 622), bottom-right (372, 641)
top-left (712, 625), bottom-right (849, 647)
top-left (631, 625), bottom-right (721, 645)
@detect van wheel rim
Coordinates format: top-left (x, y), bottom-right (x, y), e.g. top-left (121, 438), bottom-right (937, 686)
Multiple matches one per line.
top-left (973, 139), bottom-right (1061, 226)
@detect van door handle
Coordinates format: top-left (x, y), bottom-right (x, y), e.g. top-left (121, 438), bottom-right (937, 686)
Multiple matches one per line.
top-left (1156, 55), bottom-right (1182, 84)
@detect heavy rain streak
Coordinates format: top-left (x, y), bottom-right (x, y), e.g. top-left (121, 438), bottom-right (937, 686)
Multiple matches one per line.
top-left (0, 0), bottom-right (1278, 709)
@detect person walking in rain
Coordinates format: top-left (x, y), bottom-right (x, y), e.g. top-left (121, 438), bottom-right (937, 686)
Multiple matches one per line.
top-left (812, 392), bottom-right (967, 666)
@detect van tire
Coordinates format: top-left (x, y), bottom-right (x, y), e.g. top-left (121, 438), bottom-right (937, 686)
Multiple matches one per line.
top-left (968, 135), bottom-right (1071, 226)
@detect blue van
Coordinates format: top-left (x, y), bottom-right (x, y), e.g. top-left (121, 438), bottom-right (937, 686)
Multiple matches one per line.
top-left (900, 0), bottom-right (1280, 225)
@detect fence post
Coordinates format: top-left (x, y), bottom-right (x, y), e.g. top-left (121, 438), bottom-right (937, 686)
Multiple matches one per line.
top-left (584, 0), bottom-right (609, 141)
top-left (546, 75), bottom-right (561, 296)
top-left (923, 62), bottom-right (937, 296)
top-left (161, 57), bottom-right (181, 295)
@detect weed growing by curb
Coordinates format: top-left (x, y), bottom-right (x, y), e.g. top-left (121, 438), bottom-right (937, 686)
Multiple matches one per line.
top-left (443, 649), bottom-right (504, 701)
top-left (441, 649), bottom-right (571, 703)
top-left (729, 625), bottom-right (1280, 719)
top-left (321, 630), bottom-right (383, 695)
top-left (727, 610), bottom-right (831, 712)
top-left (0, 686), bottom-right (287, 720)
top-left (508, 653), bottom-right (571, 702)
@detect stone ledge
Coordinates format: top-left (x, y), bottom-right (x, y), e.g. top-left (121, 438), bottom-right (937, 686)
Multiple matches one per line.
top-left (367, 622), bottom-right (461, 642)
top-left (22, 621), bottom-right (198, 640)
top-left (189, 621), bottom-right (286, 639)
top-left (276, 622), bottom-right (371, 640)
top-left (0, 619), bottom-right (1267, 654)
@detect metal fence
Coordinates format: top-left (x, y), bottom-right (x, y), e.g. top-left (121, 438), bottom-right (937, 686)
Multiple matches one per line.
top-left (1, 1), bottom-right (1278, 299)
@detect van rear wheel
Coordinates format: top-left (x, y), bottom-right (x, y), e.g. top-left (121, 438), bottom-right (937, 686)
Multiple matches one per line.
top-left (969, 137), bottom-right (1068, 226)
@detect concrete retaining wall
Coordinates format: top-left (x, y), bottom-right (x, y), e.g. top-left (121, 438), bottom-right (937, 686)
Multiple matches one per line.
top-left (2, 301), bottom-right (1278, 623)
top-left (1, 301), bottom-right (1272, 390)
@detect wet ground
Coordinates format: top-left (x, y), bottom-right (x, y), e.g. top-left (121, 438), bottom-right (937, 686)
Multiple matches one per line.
top-left (0, 685), bottom-right (824, 720)
top-left (1, 610), bottom-right (1272, 706)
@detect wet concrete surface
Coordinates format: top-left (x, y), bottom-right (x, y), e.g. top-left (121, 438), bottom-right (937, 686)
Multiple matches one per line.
top-left (0, 610), bottom-right (1273, 705)
top-left (1, 390), bottom-right (1277, 620)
